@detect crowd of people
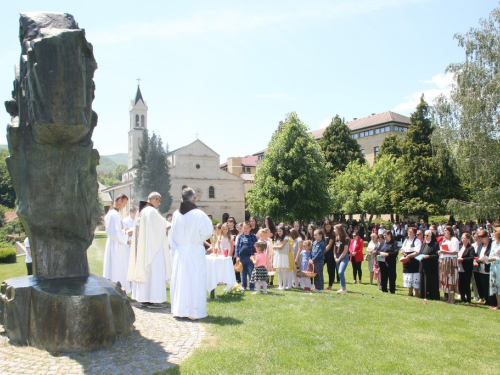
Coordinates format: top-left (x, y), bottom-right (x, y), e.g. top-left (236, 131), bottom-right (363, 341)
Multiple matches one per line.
top-left (205, 216), bottom-right (500, 308)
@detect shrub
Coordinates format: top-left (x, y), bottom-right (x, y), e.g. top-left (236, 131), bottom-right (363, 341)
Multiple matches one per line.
top-left (0, 246), bottom-right (17, 263)
top-left (212, 218), bottom-right (221, 225)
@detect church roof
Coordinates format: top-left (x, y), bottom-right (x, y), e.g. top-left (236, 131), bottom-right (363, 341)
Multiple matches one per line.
top-left (134, 86), bottom-right (144, 104)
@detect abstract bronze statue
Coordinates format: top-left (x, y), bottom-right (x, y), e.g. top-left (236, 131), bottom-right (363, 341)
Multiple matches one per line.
top-left (0, 12), bottom-right (135, 352)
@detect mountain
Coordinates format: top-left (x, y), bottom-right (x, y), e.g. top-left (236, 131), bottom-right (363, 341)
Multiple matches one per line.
top-left (97, 153), bottom-right (127, 174)
top-left (0, 145), bottom-right (127, 174)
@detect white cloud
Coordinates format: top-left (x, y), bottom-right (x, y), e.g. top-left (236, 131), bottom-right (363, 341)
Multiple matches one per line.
top-left (88, 0), bottom-right (430, 45)
top-left (393, 72), bottom-right (453, 113)
top-left (421, 72), bottom-right (454, 89)
top-left (255, 92), bottom-right (296, 100)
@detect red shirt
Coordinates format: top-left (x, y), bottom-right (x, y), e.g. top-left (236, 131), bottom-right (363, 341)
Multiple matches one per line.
top-left (349, 238), bottom-right (364, 262)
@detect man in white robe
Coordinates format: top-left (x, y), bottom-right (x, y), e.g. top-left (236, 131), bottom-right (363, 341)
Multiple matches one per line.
top-left (121, 205), bottom-right (138, 293)
top-left (103, 194), bottom-right (131, 293)
top-left (170, 187), bottom-right (213, 320)
top-left (128, 192), bottom-right (171, 309)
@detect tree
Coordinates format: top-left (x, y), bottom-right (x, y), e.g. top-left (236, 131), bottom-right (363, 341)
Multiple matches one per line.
top-left (431, 7), bottom-right (500, 220)
top-left (330, 156), bottom-right (402, 233)
top-left (318, 115), bottom-right (364, 176)
top-left (97, 164), bottom-right (128, 187)
top-left (0, 149), bottom-right (16, 208)
top-left (246, 112), bottom-right (332, 222)
top-left (134, 131), bottom-right (172, 214)
top-left (377, 134), bottom-right (403, 160)
top-left (395, 96), bottom-right (460, 218)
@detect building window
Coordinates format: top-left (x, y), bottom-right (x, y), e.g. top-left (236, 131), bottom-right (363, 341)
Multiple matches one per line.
top-left (209, 186), bottom-right (215, 198)
top-left (375, 128), bottom-right (380, 134)
top-left (135, 114), bottom-right (139, 127)
top-left (385, 126), bottom-right (390, 132)
top-left (141, 115), bottom-right (145, 127)
top-left (368, 130), bottom-right (374, 136)
top-left (246, 167), bottom-right (251, 173)
top-left (361, 149), bottom-right (365, 158)
top-left (353, 133), bottom-right (358, 139)
top-left (374, 146), bottom-right (379, 158)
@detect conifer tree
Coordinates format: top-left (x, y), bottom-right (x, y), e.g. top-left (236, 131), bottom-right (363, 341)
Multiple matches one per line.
top-left (134, 131), bottom-right (172, 213)
top-left (395, 96), bottom-right (460, 218)
top-left (318, 115), bottom-right (364, 176)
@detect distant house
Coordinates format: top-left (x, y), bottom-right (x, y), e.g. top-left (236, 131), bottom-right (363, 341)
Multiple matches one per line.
top-left (253, 110), bottom-right (410, 167)
top-left (220, 155), bottom-right (258, 194)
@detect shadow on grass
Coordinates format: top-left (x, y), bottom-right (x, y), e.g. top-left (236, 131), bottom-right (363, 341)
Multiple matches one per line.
top-left (202, 315), bottom-right (243, 326)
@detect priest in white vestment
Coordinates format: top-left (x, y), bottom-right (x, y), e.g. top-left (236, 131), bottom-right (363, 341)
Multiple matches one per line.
top-left (170, 187), bottom-right (213, 319)
top-left (128, 192), bottom-right (171, 309)
top-left (103, 194), bottom-right (132, 293)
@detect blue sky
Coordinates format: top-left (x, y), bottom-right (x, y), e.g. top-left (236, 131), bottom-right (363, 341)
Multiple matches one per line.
top-left (1, 0), bottom-right (498, 163)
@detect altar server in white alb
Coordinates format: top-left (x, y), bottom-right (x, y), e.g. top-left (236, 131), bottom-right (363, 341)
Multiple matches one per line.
top-left (128, 192), bottom-right (171, 309)
top-left (103, 194), bottom-right (132, 293)
top-left (170, 187), bottom-right (213, 320)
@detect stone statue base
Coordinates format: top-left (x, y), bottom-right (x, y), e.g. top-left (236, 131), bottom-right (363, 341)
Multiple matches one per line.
top-left (0, 275), bottom-right (135, 352)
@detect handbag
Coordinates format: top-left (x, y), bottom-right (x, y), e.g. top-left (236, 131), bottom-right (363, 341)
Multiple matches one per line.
top-left (234, 259), bottom-right (243, 273)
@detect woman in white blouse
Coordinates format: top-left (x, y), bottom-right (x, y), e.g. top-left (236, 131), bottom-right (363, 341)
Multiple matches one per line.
top-left (438, 226), bottom-right (460, 304)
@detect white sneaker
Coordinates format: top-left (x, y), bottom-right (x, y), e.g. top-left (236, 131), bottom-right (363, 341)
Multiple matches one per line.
top-left (336, 289), bottom-right (346, 293)
top-left (252, 291), bottom-right (260, 295)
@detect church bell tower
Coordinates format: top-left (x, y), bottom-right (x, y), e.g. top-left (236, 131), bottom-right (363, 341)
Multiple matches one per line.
top-left (128, 82), bottom-right (148, 169)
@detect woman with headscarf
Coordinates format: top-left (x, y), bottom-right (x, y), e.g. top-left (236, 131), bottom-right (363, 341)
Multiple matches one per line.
top-left (376, 231), bottom-right (398, 294)
top-left (419, 230), bottom-right (440, 300)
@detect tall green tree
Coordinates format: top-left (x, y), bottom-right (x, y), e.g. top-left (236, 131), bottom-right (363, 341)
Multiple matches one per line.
top-left (0, 149), bottom-right (15, 208)
top-left (318, 115), bottom-right (364, 176)
top-left (134, 131), bottom-right (172, 213)
top-left (432, 7), bottom-right (500, 220)
top-left (246, 112), bottom-right (332, 222)
top-left (377, 134), bottom-right (403, 160)
top-left (396, 96), bottom-right (460, 218)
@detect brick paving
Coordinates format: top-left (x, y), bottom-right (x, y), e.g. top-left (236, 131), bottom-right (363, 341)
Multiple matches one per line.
top-left (0, 303), bottom-right (205, 375)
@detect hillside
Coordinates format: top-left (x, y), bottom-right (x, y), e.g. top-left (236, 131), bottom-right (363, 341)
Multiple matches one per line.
top-left (97, 153), bottom-right (128, 174)
top-left (0, 146), bottom-right (126, 173)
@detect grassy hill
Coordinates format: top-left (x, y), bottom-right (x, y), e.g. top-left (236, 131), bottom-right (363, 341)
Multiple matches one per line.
top-left (97, 153), bottom-right (128, 174)
top-left (0, 145), bottom-right (7, 150)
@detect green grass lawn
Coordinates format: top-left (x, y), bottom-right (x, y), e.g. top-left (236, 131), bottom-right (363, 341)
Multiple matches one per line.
top-left (1, 235), bottom-right (499, 374)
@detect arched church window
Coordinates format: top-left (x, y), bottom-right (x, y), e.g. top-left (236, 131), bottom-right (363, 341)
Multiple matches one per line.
top-left (141, 115), bottom-right (145, 127)
top-left (135, 114), bottom-right (139, 127)
top-left (209, 186), bottom-right (215, 199)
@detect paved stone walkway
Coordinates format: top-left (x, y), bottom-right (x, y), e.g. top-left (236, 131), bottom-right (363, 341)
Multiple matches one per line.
top-left (0, 303), bottom-right (205, 375)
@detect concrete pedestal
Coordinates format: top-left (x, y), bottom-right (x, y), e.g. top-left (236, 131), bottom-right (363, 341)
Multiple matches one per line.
top-left (0, 275), bottom-right (135, 352)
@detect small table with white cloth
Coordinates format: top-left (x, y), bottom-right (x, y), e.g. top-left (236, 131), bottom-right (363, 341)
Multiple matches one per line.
top-left (206, 255), bottom-right (236, 299)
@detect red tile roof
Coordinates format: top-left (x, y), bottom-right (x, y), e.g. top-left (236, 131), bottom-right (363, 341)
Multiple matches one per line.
top-left (241, 155), bottom-right (257, 167)
top-left (4, 212), bottom-right (18, 223)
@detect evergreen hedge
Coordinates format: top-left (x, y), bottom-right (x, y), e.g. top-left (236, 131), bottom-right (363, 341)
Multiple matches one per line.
top-left (0, 246), bottom-right (17, 263)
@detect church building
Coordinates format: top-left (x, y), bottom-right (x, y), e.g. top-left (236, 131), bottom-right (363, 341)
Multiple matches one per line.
top-left (102, 86), bottom-right (246, 222)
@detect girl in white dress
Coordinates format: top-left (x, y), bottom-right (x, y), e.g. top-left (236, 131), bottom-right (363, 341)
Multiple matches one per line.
top-left (218, 223), bottom-right (234, 257)
top-left (273, 226), bottom-right (290, 291)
